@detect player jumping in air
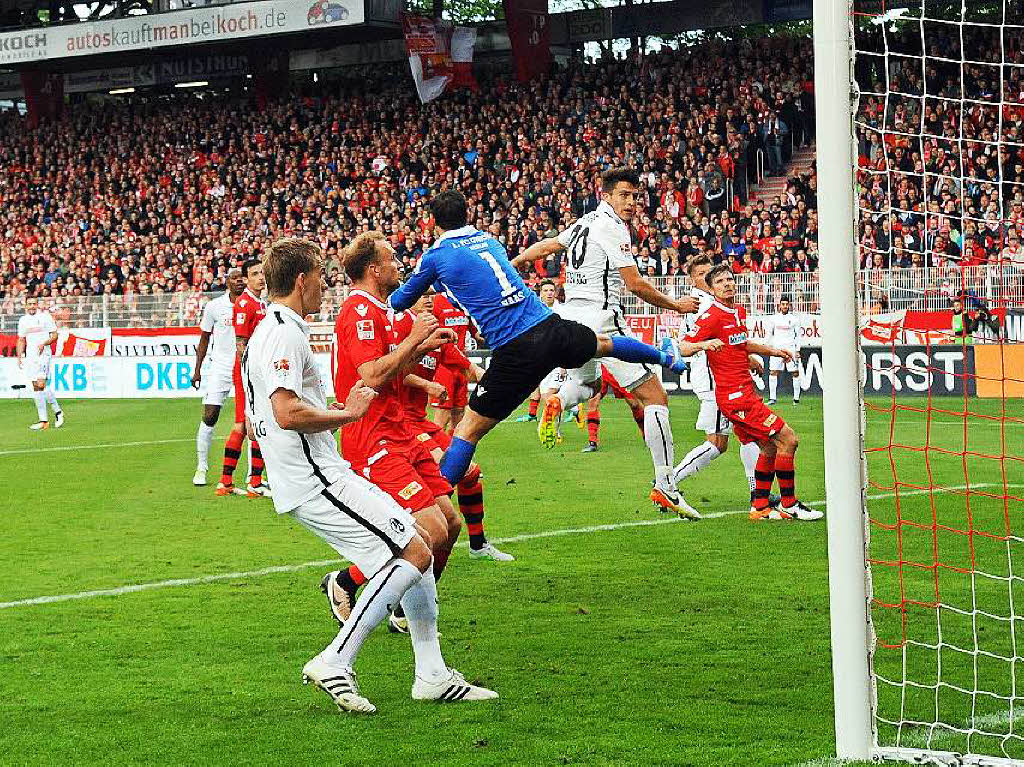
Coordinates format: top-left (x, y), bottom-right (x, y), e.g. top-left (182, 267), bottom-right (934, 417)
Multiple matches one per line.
top-left (766, 295), bottom-right (802, 405)
top-left (387, 187), bottom-right (708, 510)
top-left (242, 237), bottom-right (496, 713)
top-left (16, 297), bottom-right (63, 430)
top-left (679, 264), bottom-right (823, 522)
top-left (671, 255), bottom-right (766, 511)
top-left (514, 168), bottom-right (701, 517)
top-left (191, 267), bottom-right (244, 486)
top-left (217, 259), bottom-right (269, 498)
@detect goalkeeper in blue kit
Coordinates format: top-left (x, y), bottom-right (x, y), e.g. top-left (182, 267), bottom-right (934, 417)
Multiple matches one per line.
top-left (388, 189), bottom-right (699, 491)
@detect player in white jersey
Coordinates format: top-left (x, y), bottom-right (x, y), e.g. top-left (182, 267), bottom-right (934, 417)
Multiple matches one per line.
top-left (190, 267), bottom-right (244, 486)
top-left (671, 256), bottom-right (767, 508)
top-left (514, 168), bottom-right (701, 518)
top-left (243, 237), bottom-right (496, 714)
top-left (766, 295), bottom-right (802, 405)
top-left (516, 280), bottom-right (569, 424)
top-left (16, 297), bottom-right (63, 431)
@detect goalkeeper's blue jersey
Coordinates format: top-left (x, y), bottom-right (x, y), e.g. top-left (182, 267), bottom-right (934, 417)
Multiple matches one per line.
top-left (388, 226), bottom-right (551, 349)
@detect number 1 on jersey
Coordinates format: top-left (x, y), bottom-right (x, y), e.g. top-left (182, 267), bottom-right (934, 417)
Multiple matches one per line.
top-left (478, 250), bottom-right (517, 297)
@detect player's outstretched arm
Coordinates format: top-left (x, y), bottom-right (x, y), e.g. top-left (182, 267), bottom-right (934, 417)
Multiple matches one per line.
top-left (512, 238), bottom-right (563, 270)
top-left (271, 384), bottom-right (376, 433)
top-left (677, 339), bottom-right (724, 357)
top-left (620, 266), bottom-right (698, 314)
top-left (388, 255), bottom-right (438, 312)
top-left (746, 341), bottom-right (793, 362)
top-left (404, 373), bottom-right (448, 405)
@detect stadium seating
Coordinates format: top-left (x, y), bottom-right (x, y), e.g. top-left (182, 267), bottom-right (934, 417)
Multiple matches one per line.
top-left (0, 38), bottom-right (817, 307)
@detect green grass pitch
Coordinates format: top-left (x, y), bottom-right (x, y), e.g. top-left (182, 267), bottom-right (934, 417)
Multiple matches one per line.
top-left (0, 394), bottom-right (1019, 766)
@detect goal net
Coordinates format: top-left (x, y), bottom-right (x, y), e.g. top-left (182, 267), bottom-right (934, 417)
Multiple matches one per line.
top-left (845, 0), bottom-right (1024, 763)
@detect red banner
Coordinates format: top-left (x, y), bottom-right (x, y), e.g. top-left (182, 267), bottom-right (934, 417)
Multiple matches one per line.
top-left (503, 0), bottom-right (551, 83)
top-left (61, 333), bottom-right (106, 357)
top-left (402, 15), bottom-right (477, 103)
top-left (20, 70), bottom-right (63, 128)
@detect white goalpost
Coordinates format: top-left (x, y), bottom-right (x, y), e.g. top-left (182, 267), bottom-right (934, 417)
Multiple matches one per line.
top-left (815, 0), bottom-right (875, 760)
top-left (818, 0), bottom-right (1024, 763)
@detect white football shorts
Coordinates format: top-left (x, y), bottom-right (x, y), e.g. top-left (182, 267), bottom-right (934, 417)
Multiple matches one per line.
top-left (539, 367), bottom-right (566, 393)
top-left (202, 369), bottom-right (235, 406)
top-left (695, 394), bottom-right (733, 435)
top-left (288, 474), bottom-right (416, 579)
top-left (555, 302), bottom-right (652, 391)
top-left (769, 353), bottom-right (800, 373)
top-left (24, 355), bottom-right (51, 383)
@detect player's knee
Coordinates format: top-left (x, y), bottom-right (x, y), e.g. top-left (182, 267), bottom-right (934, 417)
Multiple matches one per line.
top-left (593, 334), bottom-right (614, 356)
top-left (202, 407), bottom-right (220, 427)
top-left (709, 434), bottom-right (729, 452)
top-left (777, 427), bottom-right (799, 452)
top-left (401, 535), bottom-right (433, 573)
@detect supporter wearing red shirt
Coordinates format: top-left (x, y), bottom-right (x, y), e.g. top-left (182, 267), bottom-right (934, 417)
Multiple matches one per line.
top-left (430, 291), bottom-right (474, 433)
top-left (333, 232), bottom-right (461, 579)
top-left (683, 264), bottom-right (822, 522)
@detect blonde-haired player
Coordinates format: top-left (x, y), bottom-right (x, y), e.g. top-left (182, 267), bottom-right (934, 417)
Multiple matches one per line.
top-left (17, 298), bottom-right (63, 430)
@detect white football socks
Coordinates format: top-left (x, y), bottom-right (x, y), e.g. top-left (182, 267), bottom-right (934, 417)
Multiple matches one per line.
top-left (400, 568), bottom-right (448, 682)
top-left (644, 404), bottom-right (675, 489)
top-left (32, 391), bottom-right (47, 422)
top-left (44, 388), bottom-right (60, 413)
top-left (739, 441), bottom-right (760, 494)
top-left (196, 422), bottom-right (215, 471)
top-left (792, 372), bottom-right (801, 403)
top-left (768, 374), bottom-right (779, 401)
top-left (673, 441), bottom-right (722, 485)
top-left (325, 559), bottom-right (422, 670)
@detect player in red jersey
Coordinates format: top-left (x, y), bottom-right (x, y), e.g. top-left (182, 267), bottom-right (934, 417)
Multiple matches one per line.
top-left (326, 232), bottom-right (461, 628)
top-left (399, 293), bottom-right (514, 562)
top-left (217, 258), bottom-right (268, 498)
top-left (680, 264), bottom-right (824, 522)
top-left (429, 291), bottom-right (473, 434)
top-left (579, 366), bottom-right (646, 453)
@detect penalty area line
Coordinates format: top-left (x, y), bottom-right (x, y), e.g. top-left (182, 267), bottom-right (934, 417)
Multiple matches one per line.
top-left (0, 483), bottom-right (995, 610)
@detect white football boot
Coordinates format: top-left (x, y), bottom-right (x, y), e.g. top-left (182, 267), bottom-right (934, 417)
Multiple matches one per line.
top-left (192, 468), bottom-right (207, 487)
top-left (412, 668), bottom-right (498, 702)
top-left (54, 410), bottom-right (64, 428)
top-left (301, 656), bottom-right (376, 714)
top-left (469, 543), bottom-right (515, 562)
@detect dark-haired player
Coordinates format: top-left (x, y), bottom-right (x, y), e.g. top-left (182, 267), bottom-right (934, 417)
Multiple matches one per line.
top-left (680, 264), bottom-right (823, 522)
top-left (515, 168), bottom-right (701, 516)
top-left (217, 258), bottom-right (268, 498)
top-left (386, 183), bottom-right (708, 511)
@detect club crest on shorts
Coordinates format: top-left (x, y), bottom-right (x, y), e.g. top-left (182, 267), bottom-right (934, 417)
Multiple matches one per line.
top-left (390, 517), bottom-right (406, 534)
top-left (398, 481), bottom-right (422, 500)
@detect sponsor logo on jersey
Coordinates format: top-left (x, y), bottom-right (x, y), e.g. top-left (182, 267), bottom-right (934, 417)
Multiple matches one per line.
top-left (416, 432), bottom-right (432, 442)
top-left (397, 481), bottom-right (422, 501)
top-left (273, 359), bottom-right (290, 371)
top-left (355, 304), bottom-right (368, 317)
top-left (236, 312), bottom-right (247, 324)
top-left (728, 332), bottom-right (747, 344)
top-left (443, 316), bottom-right (469, 326)
top-left (356, 319), bottom-right (374, 340)
top-left (763, 413), bottom-right (779, 427)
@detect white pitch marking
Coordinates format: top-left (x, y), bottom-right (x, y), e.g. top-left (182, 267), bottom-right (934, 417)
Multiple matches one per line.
top-left (0, 485), bottom-right (998, 611)
top-left (0, 437), bottom-right (197, 457)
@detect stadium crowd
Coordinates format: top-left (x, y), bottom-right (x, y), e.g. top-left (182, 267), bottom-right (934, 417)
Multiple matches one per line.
top-left (0, 36), bottom-right (818, 323)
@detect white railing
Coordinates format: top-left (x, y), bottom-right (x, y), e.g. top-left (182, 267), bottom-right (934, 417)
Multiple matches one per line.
top-left (3, 266), bottom-right (1022, 333)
